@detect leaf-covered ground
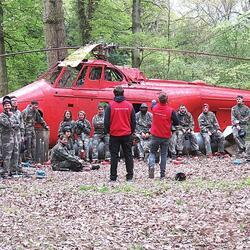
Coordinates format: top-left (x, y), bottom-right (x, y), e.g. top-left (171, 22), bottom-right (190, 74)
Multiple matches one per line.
top-left (0, 156), bottom-right (249, 249)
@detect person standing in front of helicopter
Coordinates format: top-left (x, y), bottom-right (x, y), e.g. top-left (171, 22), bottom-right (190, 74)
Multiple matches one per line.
top-left (135, 103), bottom-right (152, 160)
top-left (231, 95), bottom-right (249, 155)
top-left (22, 100), bottom-right (49, 163)
top-left (10, 96), bottom-right (25, 170)
top-left (148, 92), bottom-right (179, 180)
top-left (74, 110), bottom-right (91, 161)
top-left (0, 96), bottom-right (20, 177)
top-left (104, 86), bottom-right (136, 182)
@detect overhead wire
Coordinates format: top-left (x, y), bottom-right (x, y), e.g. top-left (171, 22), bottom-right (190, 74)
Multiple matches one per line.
top-left (0, 45), bottom-right (249, 61)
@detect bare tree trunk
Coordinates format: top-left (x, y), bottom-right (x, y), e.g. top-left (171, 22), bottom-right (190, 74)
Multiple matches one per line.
top-left (132, 0), bottom-right (141, 68)
top-left (0, 0), bottom-right (8, 95)
top-left (166, 0), bottom-right (171, 77)
top-left (77, 0), bottom-right (99, 45)
top-left (43, 0), bottom-right (67, 67)
top-left (77, 0), bottom-right (86, 44)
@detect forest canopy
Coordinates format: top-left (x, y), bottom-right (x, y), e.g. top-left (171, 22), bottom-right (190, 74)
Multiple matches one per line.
top-left (1, 0), bottom-right (250, 92)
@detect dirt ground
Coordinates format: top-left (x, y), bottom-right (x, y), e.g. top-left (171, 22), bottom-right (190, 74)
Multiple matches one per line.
top-left (0, 156), bottom-right (249, 250)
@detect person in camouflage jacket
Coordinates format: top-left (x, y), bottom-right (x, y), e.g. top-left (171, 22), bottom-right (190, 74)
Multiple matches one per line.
top-left (58, 110), bottom-right (75, 137)
top-left (10, 96), bottom-right (24, 169)
top-left (50, 134), bottom-right (85, 171)
top-left (169, 105), bottom-right (200, 157)
top-left (92, 104), bottom-right (110, 162)
top-left (74, 110), bottom-right (91, 161)
top-left (198, 103), bottom-right (225, 156)
top-left (22, 101), bottom-right (49, 162)
top-left (135, 103), bottom-right (152, 159)
top-left (0, 96), bottom-right (19, 176)
top-left (231, 95), bottom-right (249, 154)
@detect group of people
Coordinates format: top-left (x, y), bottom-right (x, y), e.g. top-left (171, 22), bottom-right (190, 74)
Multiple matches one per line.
top-left (0, 96), bottom-right (48, 177)
top-left (54, 85), bottom-right (248, 182)
top-left (0, 86), bottom-right (249, 180)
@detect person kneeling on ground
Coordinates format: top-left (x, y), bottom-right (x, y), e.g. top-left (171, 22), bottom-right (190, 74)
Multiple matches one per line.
top-left (50, 135), bottom-right (98, 171)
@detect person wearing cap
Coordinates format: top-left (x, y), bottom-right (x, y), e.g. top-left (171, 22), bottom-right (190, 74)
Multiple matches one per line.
top-left (92, 103), bottom-right (110, 163)
top-left (135, 103), bottom-right (152, 160)
top-left (0, 96), bottom-right (20, 176)
top-left (231, 95), bottom-right (249, 155)
top-left (58, 110), bottom-right (75, 137)
top-left (50, 134), bottom-right (91, 171)
top-left (74, 110), bottom-right (91, 161)
top-left (169, 104), bottom-right (201, 157)
top-left (148, 92), bottom-right (179, 179)
top-left (22, 100), bottom-right (49, 162)
top-left (62, 125), bottom-right (77, 155)
top-left (104, 86), bottom-right (136, 182)
top-left (10, 96), bottom-right (25, 168)
top-left (198, 104), bottom-right (225, 157)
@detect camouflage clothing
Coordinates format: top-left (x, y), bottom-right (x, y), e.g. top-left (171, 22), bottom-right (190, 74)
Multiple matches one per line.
top-left (22, 104), bottom-right (48, 161)
top-left (0, 112), bottom-right (19, 175)
top-left (231, 104), bottom-right (249, 152)
top-left (135, 111), bottom-right (152, 158)
top-left (50, 141), bottom-right (83, 171)
top-left (58, 119), bottom-right (75, 136)
top-left (135, 111), bottom-right (152, 134)
top-left (92, 114), bottom-right (110, 160)
top-left (169, 109), bottom-right (199, 155)
top-left (246, 143), bottom-right (250, 162)
top-left (75, 118), bottom-right (91, 161)
top-left (11, 107), bottom-right (24, 168)
top-left (198, 111), bottom-right (225, 155)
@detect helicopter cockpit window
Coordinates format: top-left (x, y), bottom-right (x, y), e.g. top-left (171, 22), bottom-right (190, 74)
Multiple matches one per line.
top-left (77, 66), bottom-right (88, 86)
top-left (43, 66), bottom-right (61, 85)
top-left (59, 67), bottom-right (79, 88)
top-left (89, 67), bottom-right (102, 80)
top-left (105, 68), bottom-right (123, 82)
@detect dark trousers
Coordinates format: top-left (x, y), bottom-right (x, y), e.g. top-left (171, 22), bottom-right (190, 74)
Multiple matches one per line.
top-left (109, 135), bottom-right (134, 181)
top-left (52, 161), bottom-right (83, 172)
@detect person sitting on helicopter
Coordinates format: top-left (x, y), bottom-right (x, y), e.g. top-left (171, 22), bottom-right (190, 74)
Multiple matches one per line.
top-left (74, 111), bottom-right (91, 161)
top-left (92, 103), bottom-right (110, 163)
top-left (169, 105), bottom-right (201, 158)
top-left (135, 103), bottom-right (152, 160)
top-left (198, 103), bottom-right (225, 157)
top-left (58, 110), bottom-right (75, 137)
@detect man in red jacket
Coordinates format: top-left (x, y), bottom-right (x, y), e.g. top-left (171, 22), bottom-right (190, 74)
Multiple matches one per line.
top-left (104, 86), bottom-right (136, 182)
top-left (149, 92), bottom-right (179, 179)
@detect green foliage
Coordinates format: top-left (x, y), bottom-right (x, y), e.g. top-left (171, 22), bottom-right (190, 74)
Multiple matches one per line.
top-left (3, 0), bottom-right (47, 92)
top-left (2, 0), bottom-right (250, 91)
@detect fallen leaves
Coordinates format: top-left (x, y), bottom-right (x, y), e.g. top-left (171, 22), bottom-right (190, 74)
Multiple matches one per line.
top-left (0, 157), bottom-right (249, 249)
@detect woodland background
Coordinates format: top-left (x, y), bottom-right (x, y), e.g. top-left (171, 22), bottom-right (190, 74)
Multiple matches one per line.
top-left (0, 0), bottom-right (249, 95)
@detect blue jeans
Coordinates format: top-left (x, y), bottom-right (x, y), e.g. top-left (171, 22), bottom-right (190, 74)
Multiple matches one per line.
top-left (148, 135), bottom-right (169, 177)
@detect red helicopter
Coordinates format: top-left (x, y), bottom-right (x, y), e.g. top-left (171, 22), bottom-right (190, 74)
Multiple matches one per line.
top-left (1, 44), bottom-right (250, 146)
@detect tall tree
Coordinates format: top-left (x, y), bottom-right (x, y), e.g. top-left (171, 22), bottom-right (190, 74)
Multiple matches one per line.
top-left (132, 0), bottom-right (141, 68)
top-left (77, 0), bottom-right (99, 45)
top-left (43, 0), bottom-right (67, 67)
top-left (0, 0), bottom-right (8, 95)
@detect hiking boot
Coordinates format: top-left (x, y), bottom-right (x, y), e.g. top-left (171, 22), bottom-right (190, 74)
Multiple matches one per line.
top-left (148, 168), bottom-right (154, 179)
top-left (91, 164), bottom-right (100, 170)
top-left (177, 151), bottom-right (183, 157)
top-left (207, 153), bottom-right (213, 158)
top-left (171, 154), bottom-right (177, 160)
top-left (193, 150), bottom-right (202, 156)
